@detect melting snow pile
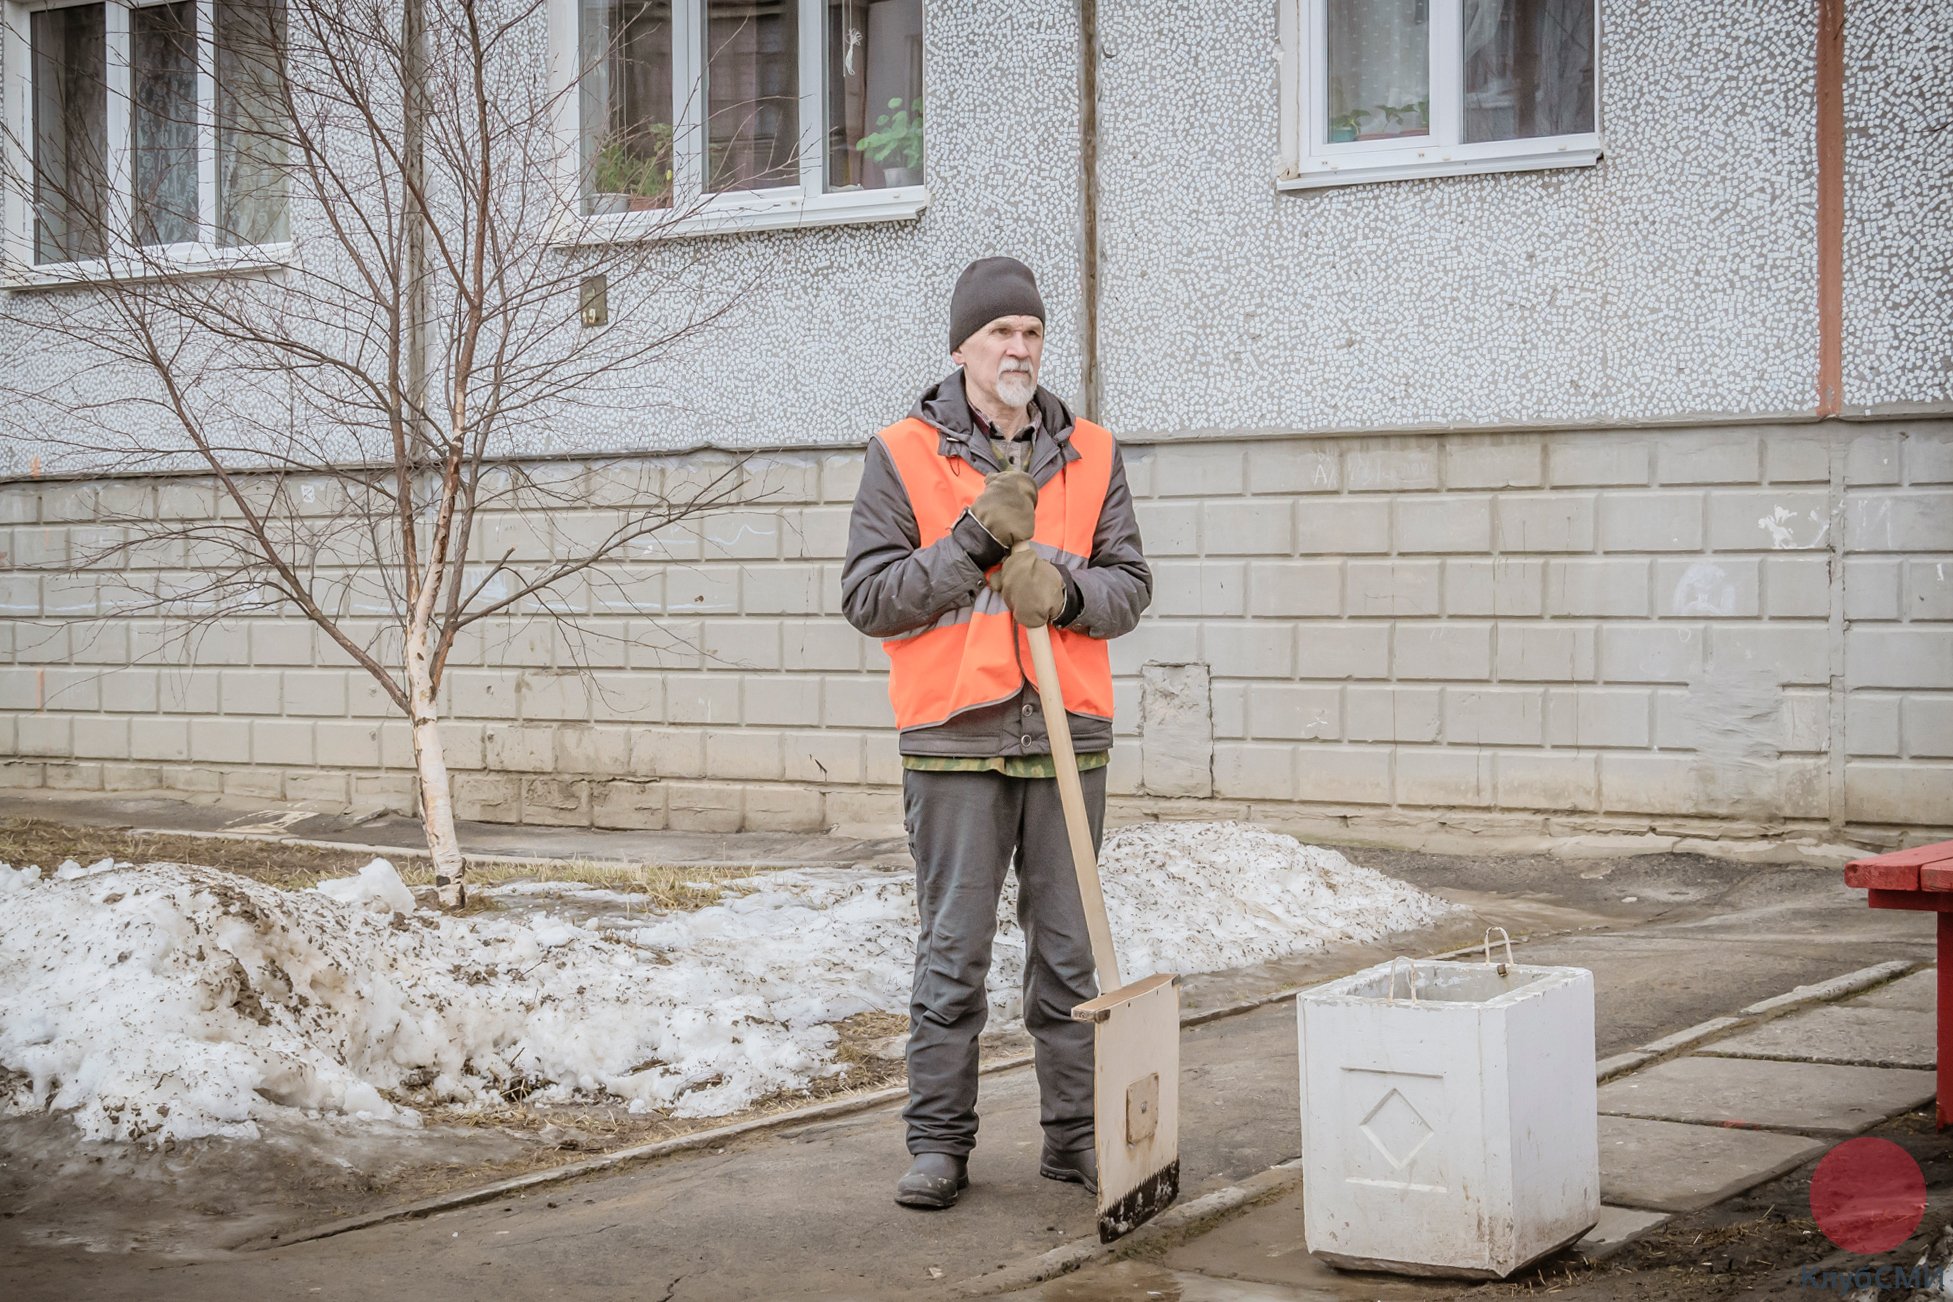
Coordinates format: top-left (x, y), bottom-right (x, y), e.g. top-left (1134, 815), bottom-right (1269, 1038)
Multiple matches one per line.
top-left (0, 823), bottom-right (1456, 1146)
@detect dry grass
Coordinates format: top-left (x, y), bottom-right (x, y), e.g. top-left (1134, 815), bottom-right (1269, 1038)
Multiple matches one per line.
top-left (0, 817), bottom-right (754, 910)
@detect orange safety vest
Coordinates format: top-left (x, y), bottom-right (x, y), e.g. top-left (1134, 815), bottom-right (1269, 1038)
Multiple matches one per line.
top-left (874, 416), bottom-right (1117, 734)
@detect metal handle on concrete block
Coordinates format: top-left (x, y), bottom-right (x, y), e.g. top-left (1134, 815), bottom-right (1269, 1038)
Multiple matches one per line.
top-left (1484, 926), bottom-right (1514, 975)
top-left (1386, 956), bottom-right (1421, 1004)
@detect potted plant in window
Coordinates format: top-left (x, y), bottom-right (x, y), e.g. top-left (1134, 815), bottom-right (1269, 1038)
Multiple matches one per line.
top-left (589, 124), bottom-right (673, 214)
top-left (1376, 98), bottom-right (1429, 137)
top-left (856, 95), bottom-right (924, 187)
top-left (1328, 106), bottom-right (1370, 143)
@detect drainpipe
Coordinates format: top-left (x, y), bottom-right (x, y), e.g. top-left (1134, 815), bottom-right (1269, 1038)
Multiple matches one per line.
top-left (1078, 0), bottom-right (1102, 423)
top-left (1816, 0), bottom-right (1846, 833)
top-left (1815, 0), bottom-right (1843, 417)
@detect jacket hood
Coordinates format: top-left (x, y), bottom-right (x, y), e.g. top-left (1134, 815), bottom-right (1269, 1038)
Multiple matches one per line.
top-left (908, 369), bottom-right (1079, 478)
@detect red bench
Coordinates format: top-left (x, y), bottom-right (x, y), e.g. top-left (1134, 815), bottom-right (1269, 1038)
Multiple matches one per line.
top-left (1844, 840), bottom-right (1953, 1128)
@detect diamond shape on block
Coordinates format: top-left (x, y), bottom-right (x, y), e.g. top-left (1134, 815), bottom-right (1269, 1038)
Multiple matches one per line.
top-left (1360, 1087), bottom-right (1434, 1170)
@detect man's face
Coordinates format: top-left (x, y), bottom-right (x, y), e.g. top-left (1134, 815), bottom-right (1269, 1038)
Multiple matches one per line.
top-left (953, 315), bottom-right (1044, 410)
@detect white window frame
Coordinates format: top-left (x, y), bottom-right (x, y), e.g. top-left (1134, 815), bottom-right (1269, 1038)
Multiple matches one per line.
top-left (0, 0), bottom-right (291, 289)
top-left (1277, 0), bottom-right (1602, 191)
top-left (545, 0), bottom-right (927, 245)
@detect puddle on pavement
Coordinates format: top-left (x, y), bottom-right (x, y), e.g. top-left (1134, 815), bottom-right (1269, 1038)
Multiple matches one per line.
top-left (1018, 1259), bottom-right (1336, 1300)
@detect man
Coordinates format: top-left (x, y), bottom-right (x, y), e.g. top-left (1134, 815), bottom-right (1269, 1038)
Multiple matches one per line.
top-left (841, 257), bottom-right (1152, 1210)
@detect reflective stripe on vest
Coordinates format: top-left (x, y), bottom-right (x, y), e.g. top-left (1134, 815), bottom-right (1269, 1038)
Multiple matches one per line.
top-left (875, 416), bottom-right (1117, 733)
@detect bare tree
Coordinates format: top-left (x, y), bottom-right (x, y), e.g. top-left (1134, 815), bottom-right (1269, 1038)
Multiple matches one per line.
top-left (0, 0), bottom-right (770, 906)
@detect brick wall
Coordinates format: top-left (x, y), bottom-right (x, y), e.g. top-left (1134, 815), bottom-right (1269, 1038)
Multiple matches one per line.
top-left (3, 418), bottom-right (1950, 848)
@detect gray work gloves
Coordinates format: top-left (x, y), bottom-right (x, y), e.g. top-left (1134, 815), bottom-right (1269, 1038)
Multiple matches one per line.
top-left (989, 545), bottom-right (1067, 628)
top-left (969, 470), bottom-right (1037, 548)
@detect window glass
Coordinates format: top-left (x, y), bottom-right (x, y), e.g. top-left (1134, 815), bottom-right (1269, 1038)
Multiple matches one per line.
top-left (824, 0), bottom-right (923, 191)
top-left (133, 1), bottom-right (200, 247)
top-left (1463, 0), bottom-right (1595, 142)
top-left (1325, 0), bottom-right (1429, 144)
top-left (705, 0), bottom-right (798, 191)
top-left (215, 0), bottom-right (289, 246)
top-left (581, 0), bottom-right (675, 214)
top-left (31, 3), bottom-right (109, 263)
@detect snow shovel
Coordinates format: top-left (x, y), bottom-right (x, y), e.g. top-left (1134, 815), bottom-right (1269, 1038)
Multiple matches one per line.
top-left (1018, 574), bottom-right (1181, 1244)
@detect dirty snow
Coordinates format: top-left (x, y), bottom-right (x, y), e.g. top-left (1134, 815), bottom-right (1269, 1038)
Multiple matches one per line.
top-left (0, 822), bottom-right (1456, 1146)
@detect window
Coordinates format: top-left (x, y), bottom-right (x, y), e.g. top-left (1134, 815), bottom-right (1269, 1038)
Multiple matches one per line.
top-left (1280, 0), bottom-right (1599, 189)
top-left (565, 0), bottom-right (925, 237)
top-left (3, 0), bottom-right (288, 274)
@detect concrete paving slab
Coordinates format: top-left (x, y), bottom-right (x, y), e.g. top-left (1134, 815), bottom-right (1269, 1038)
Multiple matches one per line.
top-left (1597, 1056), bottom-right (1936, 1135)
top-left (1851, 969), bottom-right (1939, 1012)
top-left (1598, 1116), bottom-right (1826, 1211)
top-left (1700, 1005), bottom-right (1934, 1070)
top-left (1162, 1189), bottom-right (1450, 1298)
top-left (1573, 1206), bottom-right (1672, 1262)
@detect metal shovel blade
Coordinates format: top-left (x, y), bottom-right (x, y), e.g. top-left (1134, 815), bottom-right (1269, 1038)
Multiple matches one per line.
top-left (1074, 971), bottom-right (1182, 1243)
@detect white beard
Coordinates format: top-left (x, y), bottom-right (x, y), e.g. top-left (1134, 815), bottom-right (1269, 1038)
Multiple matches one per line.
top-left (995, 370), bottom-right (1036, 408)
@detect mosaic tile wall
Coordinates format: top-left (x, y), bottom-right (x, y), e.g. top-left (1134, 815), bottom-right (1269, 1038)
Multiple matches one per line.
top-left (1091, 0), bottom-right (1824, 433)
top-left (1842, 0), bottom-right (1953, 411)
top-left (9, 1), bottom-right (1953, 479)
top-left (3, 1), bottom-right (1948, 475)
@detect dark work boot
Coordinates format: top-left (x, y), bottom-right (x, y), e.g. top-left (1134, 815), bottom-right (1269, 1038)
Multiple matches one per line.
top-left (894, 1152), bottom-right (969, 1209)
top-left (1039, 1142), bottom-right (1098, 1195)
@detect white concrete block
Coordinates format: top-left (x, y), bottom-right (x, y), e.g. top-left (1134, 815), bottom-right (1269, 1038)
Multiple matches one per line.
top-left (1395, 747), bottom-right (1494, 807)
top-left (1298, 960), bottom-right (1599, 1278)
top-left (1496, 623), bottom-right (1597, 682)
top-left (1655, 433), bottom-right (1761, 486)
top-left (1344, 686), bottom-right (1443, 743)
top-left (1345, 560), bottom-right (1441, 617)
top-left (1245, 444), bottom-right (1340, 494)
top-left (1444, 559), bottom-right (1544, 617)
top-left (1547, 438), bottom-right (1652, 488)
top-left (1445, 687), bottom-right (1546, 746)
top-left (1293, 744), bottom-right (1391, 804)
top-left (1393, 623), bottom-right (1493, 681)
top-left (1546, 559), bottom-right (1651, 617)
top-left (1495, 494), bottom-right (1596, 553)
top-left (1393, 496), bottom-right (1493, 554)
top-left (1248, 561), bottom-right (1343, 617)
top-left (1296, 498), bottom-right (1391, 555)
top-left (1202, 500), bottom-right (1293, 555)
top-left (1446, 440), bottom-right (1543, 490)
top-left (1847, 628), bottom-right (1953, 689)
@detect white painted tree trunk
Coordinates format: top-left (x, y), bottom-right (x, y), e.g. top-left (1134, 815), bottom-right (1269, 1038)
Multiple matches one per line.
top-left (406, 622), bottom-right (467, 908)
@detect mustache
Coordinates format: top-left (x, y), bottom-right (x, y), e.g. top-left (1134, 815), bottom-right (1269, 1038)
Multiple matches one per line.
top-left (998, 361), bottom-right (1034, 375)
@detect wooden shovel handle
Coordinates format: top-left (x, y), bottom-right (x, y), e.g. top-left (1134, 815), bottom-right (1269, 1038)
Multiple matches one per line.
top-left (1015, 544), bottom-right (1124, 992)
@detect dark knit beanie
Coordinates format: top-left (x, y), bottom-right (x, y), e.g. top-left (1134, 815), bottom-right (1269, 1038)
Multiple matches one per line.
top-left (949, 257), bottom-right (1046, 353)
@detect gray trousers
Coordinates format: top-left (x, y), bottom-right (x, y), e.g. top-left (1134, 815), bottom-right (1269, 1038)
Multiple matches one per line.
top-left (901, 766), bottom-right (1105, 1158)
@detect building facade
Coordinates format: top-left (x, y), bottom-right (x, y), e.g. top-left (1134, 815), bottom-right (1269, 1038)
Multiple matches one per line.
top-left (2, 0), bottom-right (1949, 852)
